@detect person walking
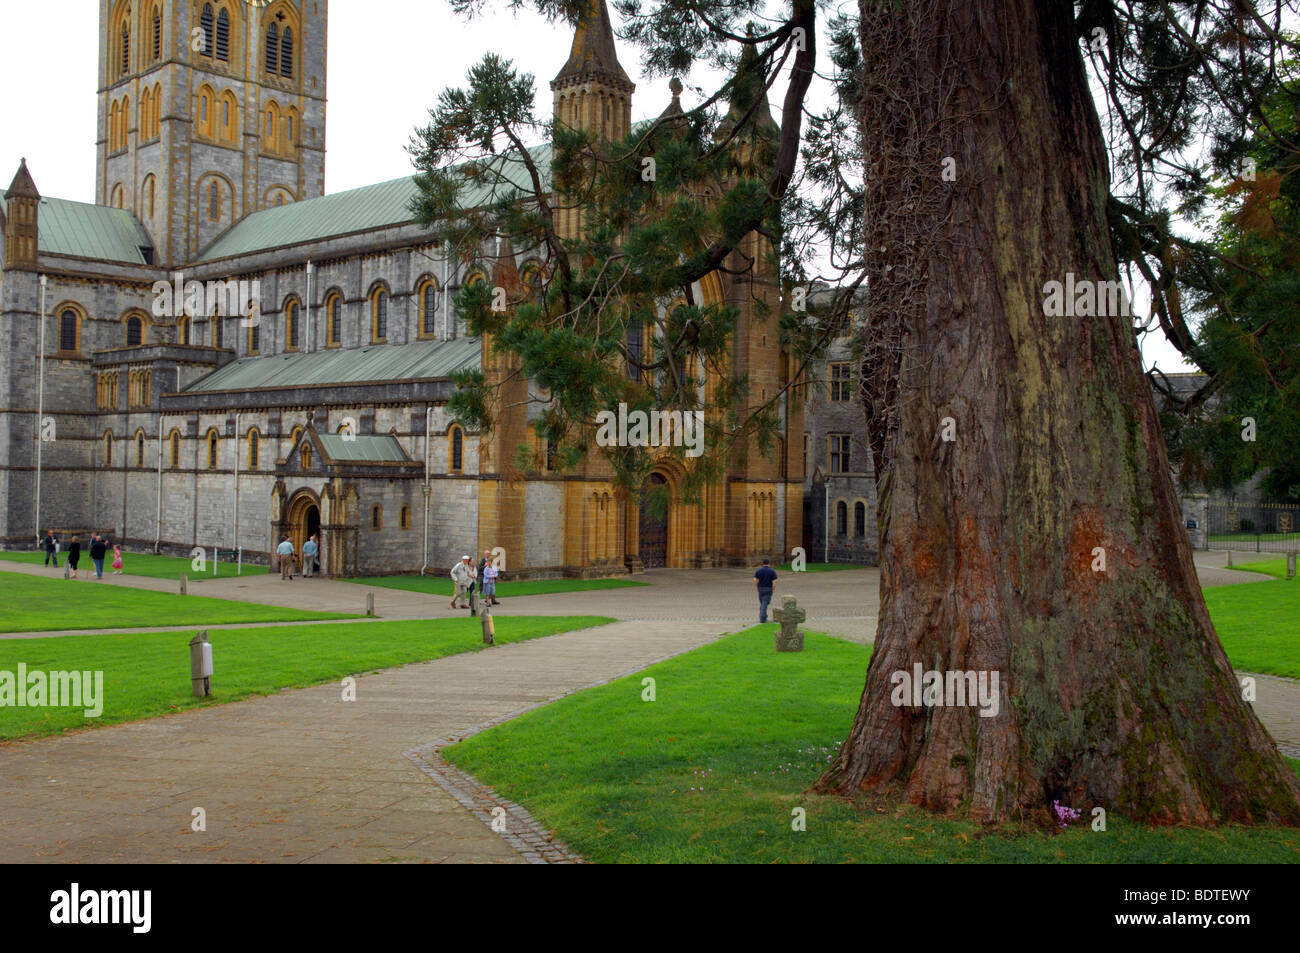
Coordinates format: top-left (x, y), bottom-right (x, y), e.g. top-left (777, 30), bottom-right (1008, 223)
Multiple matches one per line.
top-left (67, 536), bottom-right (82, 579)
top-left (89, 534), bottom-right (108, 579)
top-left (302, 534), bottom-right (318, 578)
top-left (754, 557), bottom-right (778, 623)
top-left (450, 555), bottom-right (474, 609)
top-left (276, 535), bottom-right (296, 580)
top-left (111, 545), bottom-right (123, 575)
top-left (42, 530), bottom-right (58, 568)
top-left (480, 550), bottom-right (500, 606)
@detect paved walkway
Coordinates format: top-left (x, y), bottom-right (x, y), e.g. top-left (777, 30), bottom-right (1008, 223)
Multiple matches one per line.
top-left (0, 554), bottom-right (1295, 861)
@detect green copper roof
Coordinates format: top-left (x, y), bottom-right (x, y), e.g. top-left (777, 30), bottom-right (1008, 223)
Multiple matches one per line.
top-left (316, 433), bottom-right (411, 463)
top-left (39, 197), bottom-right (153, 264)
top-left (198, 144), bottom-right (553, 261)
top-left (183, 337), bottom-right (482, 392)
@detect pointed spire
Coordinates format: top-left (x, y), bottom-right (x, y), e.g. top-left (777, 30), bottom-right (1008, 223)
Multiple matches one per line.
top-left (657, 77), bottom-right (685, 122)
top-left (723, 26), bottom-right (779, 137)
top-left (6, 158), bottom-right (40, 201)
top-left (552, 0), bottom-right (634, 92)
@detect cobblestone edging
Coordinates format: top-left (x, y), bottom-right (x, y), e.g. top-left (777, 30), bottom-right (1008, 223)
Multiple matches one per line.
top-left (403, 638), bottom-right (730, 865)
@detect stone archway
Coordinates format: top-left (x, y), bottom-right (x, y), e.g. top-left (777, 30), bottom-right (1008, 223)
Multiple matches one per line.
top-left (284, 489), bottom-right (321, 572)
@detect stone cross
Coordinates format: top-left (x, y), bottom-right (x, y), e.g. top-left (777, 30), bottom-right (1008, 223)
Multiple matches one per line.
top-left (772, 595), bottom-right (806, 652)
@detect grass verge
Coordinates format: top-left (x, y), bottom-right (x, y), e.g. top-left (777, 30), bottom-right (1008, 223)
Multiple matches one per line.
top-left (0, 615), bottom-right (614, 740)
top-left (0, 570), bottom-right (350, 633)
top-left (351, 574), bottom-right (647, 598)
top-left (445, 626), bottom-right (1300, 863)
top-left (0, 549), bottom-right (268, 580)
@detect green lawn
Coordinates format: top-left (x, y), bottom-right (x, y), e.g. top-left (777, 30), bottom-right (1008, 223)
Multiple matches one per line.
top-left (0, 615), bottom-right (614, 740)
top-left (1209, 531), bottom-right (1300, 545)
top-left (775, 561), bottom-right (864, 573)
top-left (0, 570), bottom-right (348, 633)
top-left (1232, 558), bottom-right (1295, 580)
top-left (1204, 579), bottom-right (1300, 677)
top-left (351, 574), bottom-right (647, 598)
top-left (0, 549), bottom-right (266, 580)
top-left (445, 626), bottom-right (1300, 863)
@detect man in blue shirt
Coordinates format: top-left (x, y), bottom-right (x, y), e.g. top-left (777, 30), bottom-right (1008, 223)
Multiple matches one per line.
top-left (754, 558), bottom-right (778, 623)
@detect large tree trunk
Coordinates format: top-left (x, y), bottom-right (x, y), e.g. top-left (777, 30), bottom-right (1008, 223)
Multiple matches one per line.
top-left (816, 0), bottom-right (1300, 824)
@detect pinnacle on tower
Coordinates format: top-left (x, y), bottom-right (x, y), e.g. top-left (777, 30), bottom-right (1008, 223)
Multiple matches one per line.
top-left (5, 158), bottom-right (40, 200)
top-left (552, 0), bottom-right (635, 93)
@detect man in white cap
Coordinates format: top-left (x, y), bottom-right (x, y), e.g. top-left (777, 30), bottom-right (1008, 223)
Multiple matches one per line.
top-left (450, 554), bottom-right (475, 609)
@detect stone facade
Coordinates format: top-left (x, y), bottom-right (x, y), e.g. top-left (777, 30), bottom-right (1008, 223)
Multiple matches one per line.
top-left (0, 0), bottom-right (804, 577)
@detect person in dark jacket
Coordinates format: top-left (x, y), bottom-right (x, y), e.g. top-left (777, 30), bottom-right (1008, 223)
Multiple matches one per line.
top-left (67, 536), bottom-right (82, 579)
top-left (42, 530), bottom-right (59, 567)
top-left (89, 534), bottom-right (108, 579)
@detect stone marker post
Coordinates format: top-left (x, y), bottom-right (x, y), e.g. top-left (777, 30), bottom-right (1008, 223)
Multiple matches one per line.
top-left (180, 573), bottom-right (187, 595)
top-left (772, 595), bottom-right (806, 652)
top-left (189, 630), bottom-right (212, 697)
top-left (365, 592), bottom-right (374, 617)
top-left (1288, 551), bottom-right (1297, 581)
top-left (481, 598), bottom-right (494, 645)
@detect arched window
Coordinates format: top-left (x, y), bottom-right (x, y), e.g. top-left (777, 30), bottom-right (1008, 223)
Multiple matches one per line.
top-left (247, 318), bottom-right (260, 354)
top-left (103, 432), bottom-right (113, 467)
top-left (264, 21), bottom-right (279, 73)
top-left (213, 309), bottom-right (224, 349)
top-left (399, 505), bottom-right (411, 530)
top-left (150, 82), bottom-right (162, 138)
top-left (120, 20), bottom-right (130, 75)
top-left (143, 175), bottom-right (156, 218)
top-left (169, 429), bottom-right (181, 468)
top-left (418, 278), bottom-right (439, 338)
top-left (140, 87), bottom-right (152, 139)
top-left (371, 505), bottom-right (382, 530)
top-left (58, 309), bottom-right (79, 353)
top-left (370, 286), bottom-right (388, 342)
top-left (179, 315), bottom-right (191, 344)
top-left (285, 299), bottom-right (299, 349)
top-left (206, 428), bottom-right (219, 469)
top-left (626, 317), bottom-right (643, 380)
top-left (151, 7), bottom-right (162, 61)
top-left (247, 428), bottom-right (260, 469)
top-left (290, 425), bottom-right (304, 450)
top-left (199, 3), bottom-right (215, 56)
top-left (220, 91), bottom-right (239, 143)
top-left (136, 430), bottom-right (146, 468)
top-left (285, 107), bottom-right (298, 152)
top-left (110, 100), bottom-right (120, 152)
top-left (301, 441), bottom-right (312, 469)
top-left (111, 183), bottom-right (125, 209)
top-left (326, 293), bottom-right (341, 346)
top-left (215, 7), bottom-right (230, 61)
top-left (209, 181), bottom-right (220, 221)
top-left (280, 26), bottom-right (294, 77)
top-left (836, 500), bottom-right (848, 537)
top-left (449, 425), bottom-right (464, 472)
top-left (854, 501), bottom-right (866, 537)
top-left (126, 314), bottom-right (144, 346)
top-left (197, 85), bottom-right (216, 139)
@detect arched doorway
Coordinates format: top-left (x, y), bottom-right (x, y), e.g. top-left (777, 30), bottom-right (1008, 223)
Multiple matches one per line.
top-left (285, 491), bottom-right (321, 570)
top-left (638, 472), bottom-right (669, 568)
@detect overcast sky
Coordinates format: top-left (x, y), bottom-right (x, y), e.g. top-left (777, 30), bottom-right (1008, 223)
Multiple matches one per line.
top-left (0, 0), bottom-right (1194, 372)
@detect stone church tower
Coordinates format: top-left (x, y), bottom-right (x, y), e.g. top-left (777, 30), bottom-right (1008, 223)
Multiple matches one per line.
top-left (96, 0), bottom-right (327, 265)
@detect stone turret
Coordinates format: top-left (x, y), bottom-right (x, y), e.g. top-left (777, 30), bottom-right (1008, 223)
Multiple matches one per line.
top-left (716, 27), bottom-right (780, 179)
top-left (4, 159), bottom-right (40, 271)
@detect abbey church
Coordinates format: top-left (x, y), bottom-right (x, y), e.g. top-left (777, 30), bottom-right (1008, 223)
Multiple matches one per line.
top-left (0, 0), bottom-right (804, 577)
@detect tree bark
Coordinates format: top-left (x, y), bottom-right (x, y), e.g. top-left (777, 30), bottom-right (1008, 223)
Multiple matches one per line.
top-left (816, 0), bottom-right (1300, 825)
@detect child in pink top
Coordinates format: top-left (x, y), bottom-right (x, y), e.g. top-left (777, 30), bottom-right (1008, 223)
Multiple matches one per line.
top-left (112, 546), bottom-right (123, 574)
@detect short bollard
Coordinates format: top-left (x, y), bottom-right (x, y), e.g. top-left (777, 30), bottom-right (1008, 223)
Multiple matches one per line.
top-left (480, 599), bottom-right (495, 645)
top-left (772, 595), bottom-right (806, 652)
top-left (1288, 551), bottom-right (1297, 581)
top-left (1227, 550), bottom-right (1234, 567)
top-left (189, 630), bottom-right (212, 697)
top-left (469, 590), bottom-right (480, 617)
top-left (180, 573), bottom-right (188, 595)
top-left (63, 563), bottom-right (70, 580)
top-left (365, 592), bottom-right (374, 617)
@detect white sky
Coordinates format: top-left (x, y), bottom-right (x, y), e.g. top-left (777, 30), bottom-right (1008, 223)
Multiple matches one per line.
top-left (0, 0), bottom-right (1193, 372)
